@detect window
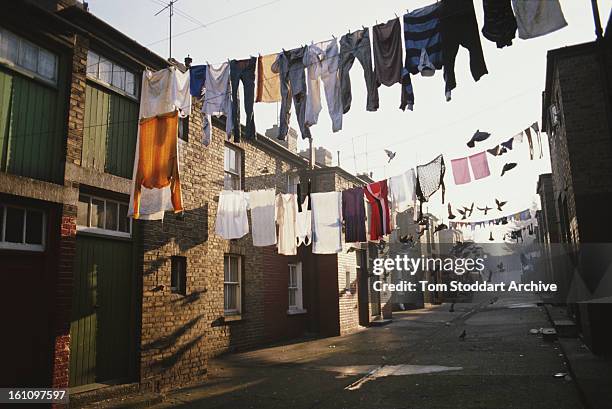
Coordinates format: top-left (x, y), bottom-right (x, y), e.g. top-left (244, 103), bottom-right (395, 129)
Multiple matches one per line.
top-left (171, 256), bottom-right (187, 295)
top-left (287, 174), bottom-right (299, 194)
top-left (224, 145), bottom-right (242, 190)
top-left (86, 50), bottom-right (137, 98)
top-left (178, 116), bottom-right (189, 142)
top-left (288, 262), bottom-right (304, 313)
top-left (77, 193), bottom-right (131, 237)
top-left (345, 271), bottom-right (351, 291)
top-left (224, 255), bottom-right (241, 315)
top-left (0, 28), bottom-right (58, 84)
top-left (0, 205), bottom-right (45, 251)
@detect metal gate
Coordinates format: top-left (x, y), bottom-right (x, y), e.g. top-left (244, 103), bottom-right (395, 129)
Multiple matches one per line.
top-left (69, 235), bottom-right (135, 387)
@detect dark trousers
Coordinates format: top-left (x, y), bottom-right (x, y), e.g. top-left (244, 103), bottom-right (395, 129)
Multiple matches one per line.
top-left (339, 28), bottom-right (379, 113)
top-left (276, 47), bottom-right (311, 140)
top-left (230, 57), bottom-right (256, 141)
top-left (441, 0), bottom-right (488, 96)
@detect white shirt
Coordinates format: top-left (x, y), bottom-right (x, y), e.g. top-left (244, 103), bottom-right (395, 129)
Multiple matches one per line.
top-left (215, 190), bottom-right (249, 240)
top-left (276, 194), bottom-right (298, 255)
top-left (311, 192), bottom-right (342, 254)
top-left (388, 169), bottom-right (416, 213)
top-left (139, 67), bottom-right (191, 119)
top-left (248, 189), bottom-right (277, 247)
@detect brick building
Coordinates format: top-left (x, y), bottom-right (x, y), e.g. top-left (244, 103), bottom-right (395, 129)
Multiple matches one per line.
top-left (540, 24), bottom-right (612, 354)
top-left (0, 0), bottom-right (386, 394)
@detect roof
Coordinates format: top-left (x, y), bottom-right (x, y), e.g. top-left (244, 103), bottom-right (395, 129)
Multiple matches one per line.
top-left (57, 5), bottom-right (169, 70)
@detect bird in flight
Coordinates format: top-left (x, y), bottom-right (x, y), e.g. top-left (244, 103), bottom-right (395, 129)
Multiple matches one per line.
top-left (495, 198), bottom-right (507, 211)
top-left (477, 205), bottom-right (492, 215)
top-left (384, 149), bottom-right (396, 163)
top-left (467, 129), bottom-right (491, 148)
top-left (500, 162), bottom-right (517, 176)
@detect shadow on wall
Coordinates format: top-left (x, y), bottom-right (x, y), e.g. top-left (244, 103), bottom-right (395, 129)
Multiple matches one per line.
top-left (139, 203), bottom-right (209, 261)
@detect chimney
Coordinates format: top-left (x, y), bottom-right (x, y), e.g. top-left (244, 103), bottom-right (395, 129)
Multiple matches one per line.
top-left (299, 146), bottom-right (333, 167)
top-left (265, 125), bottom-right (298, 154)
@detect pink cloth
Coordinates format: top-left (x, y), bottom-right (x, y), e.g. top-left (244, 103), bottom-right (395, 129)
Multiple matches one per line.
top-left (469, 151), bottom-right (491, 180)
top-left (451, 157), bottom-right (471, 185)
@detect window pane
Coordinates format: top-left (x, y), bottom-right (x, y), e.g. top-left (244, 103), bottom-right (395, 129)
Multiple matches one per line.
top-left (112, 65), bottom-right (125, 90)
top-left (118, 204), bottom-right (129, 233)
top-left (289, 289), bottom-right (296, 307)
top-left (0, 30), bottom-right (19, 63)
top-left (224, 148), bottom-right (230, 171)
top-left (105, 201), bottom-right (118, 231)
top-left (125, 71), bottom-right (135, 96)
top-left (229, 256), bottom-right (238, 282)
top-left (77, 194), bottom-right (90, 227)
top-left (224, 257), bottom-right (230, 281)
top-left (25, 210), bottom-right (43, 245)
top-left (223, 174), bottom-right (233, 190)
top-left (91, 198), bottom-right (105, 229)
top-left (232, 175), bottom-right (240, 190)
top-left (5, 207), bottom-right (25, 243)
top-left (38, 48), bottom-right (56, 81)
top-left (99, 58), bottom-right (112, 83)
top-left (19, 40), bottom-right (37, 72)
top-left (87, 50), bottom-right (99, 77)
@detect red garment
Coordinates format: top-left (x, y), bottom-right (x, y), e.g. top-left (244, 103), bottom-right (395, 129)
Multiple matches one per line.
top-left (364, 180), bottom-right (391, 241)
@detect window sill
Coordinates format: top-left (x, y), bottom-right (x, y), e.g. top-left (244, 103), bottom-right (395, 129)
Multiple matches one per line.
top-left (224, 314), bottom-right (242, 322)
top-left (287, 308), bottom-right (307, 316)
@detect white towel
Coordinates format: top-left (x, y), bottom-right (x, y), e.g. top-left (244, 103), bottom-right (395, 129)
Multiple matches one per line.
top-left (215, 190), bottom-right (249, 240)
top-left (311, 192), bottom-right (343, 254)
top-left (248, 189), bottom-right (277, 247)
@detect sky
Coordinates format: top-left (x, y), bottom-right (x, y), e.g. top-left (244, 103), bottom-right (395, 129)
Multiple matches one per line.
top-left (88, 0), bottom-right (611, 225)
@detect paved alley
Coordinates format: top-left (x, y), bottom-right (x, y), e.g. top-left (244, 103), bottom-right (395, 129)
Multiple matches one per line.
top-left (141, 293), bottom-right (584, 409)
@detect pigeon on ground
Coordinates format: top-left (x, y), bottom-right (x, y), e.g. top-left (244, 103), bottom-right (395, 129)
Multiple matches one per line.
top-left (399, 235), bottom-right (414, 244)
top-left (459, 329), bottom-right (467, 340)
top-left (384, 149), bottom-right (396, 163)
top-left (467, 130), bottom-right (491, 148)
top-left (477, 206), bottom-right (492, 215)
top-left (447, 203), bottom-right (456, 219)
top-left (501, 162), bottom-right (517, 176)
top-left (495, 199), bottom-right (507, 211)
top-left (449, 303), bottom-right (455, 313)
top-left (377, 239), bottom-right (387, 252)
top-left (489, 231), bottom-right (494, 241)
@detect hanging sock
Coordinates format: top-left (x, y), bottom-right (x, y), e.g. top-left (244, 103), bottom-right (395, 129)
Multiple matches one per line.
top-left (525, 127), bottom-right (534, 159)
top-left (500, 162), bottom-right (517, 176)
top-left (467, 129), bottom-right (491, 148)
top-left (531, 122), bottom-right (543, 158)
top-left (447, 203), bottom-right (456, 219)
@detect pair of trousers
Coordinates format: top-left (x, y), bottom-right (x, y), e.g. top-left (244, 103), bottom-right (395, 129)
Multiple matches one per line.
top-left (441, 0), bottom-right (488, 99)
top-left (230, 57), bottom-right (256, 141)
top-left (339, 29), bottom-right (379, 113)
top-left (272, 47), bottom-right (311, 140)
top-left (304, 40), bottom-right (343, 132)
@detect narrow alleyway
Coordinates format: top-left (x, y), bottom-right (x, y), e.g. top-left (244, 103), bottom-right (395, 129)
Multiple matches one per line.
top-left (145, 292), bottom-right (584, 409)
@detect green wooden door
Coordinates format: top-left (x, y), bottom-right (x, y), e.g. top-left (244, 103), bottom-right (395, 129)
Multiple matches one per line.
top-left (82, 83), bottom-right (138, 179)
top-left (0, 68), bottom-right (65, 183)
top-left (69, 235), bottom-right (135, 387)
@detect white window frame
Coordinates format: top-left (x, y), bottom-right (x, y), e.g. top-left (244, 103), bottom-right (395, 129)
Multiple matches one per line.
top-left (288, 262), bottom-right (306, 314)
top-left (86, 50), bottom-right (138, 100)
top-left (77, 193), bottom-right (132, 238)
top-left (223, 145), bottom-right (242, 191)
top-left (224, 254), bottom-right (242, 315)
top-left (0, 27), bottom-right (58, 86)
top-left (0, 205), bottom-right (46, 252)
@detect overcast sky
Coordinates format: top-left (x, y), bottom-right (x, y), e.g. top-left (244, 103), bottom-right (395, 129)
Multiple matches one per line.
top-left (89, 0), bottom-right (611, 222)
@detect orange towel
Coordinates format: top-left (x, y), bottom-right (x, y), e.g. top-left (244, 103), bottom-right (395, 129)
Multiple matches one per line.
top-left (256, 53), bottom-right (281, 103)
top-left (133, 111), bottom-right (183, 218)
